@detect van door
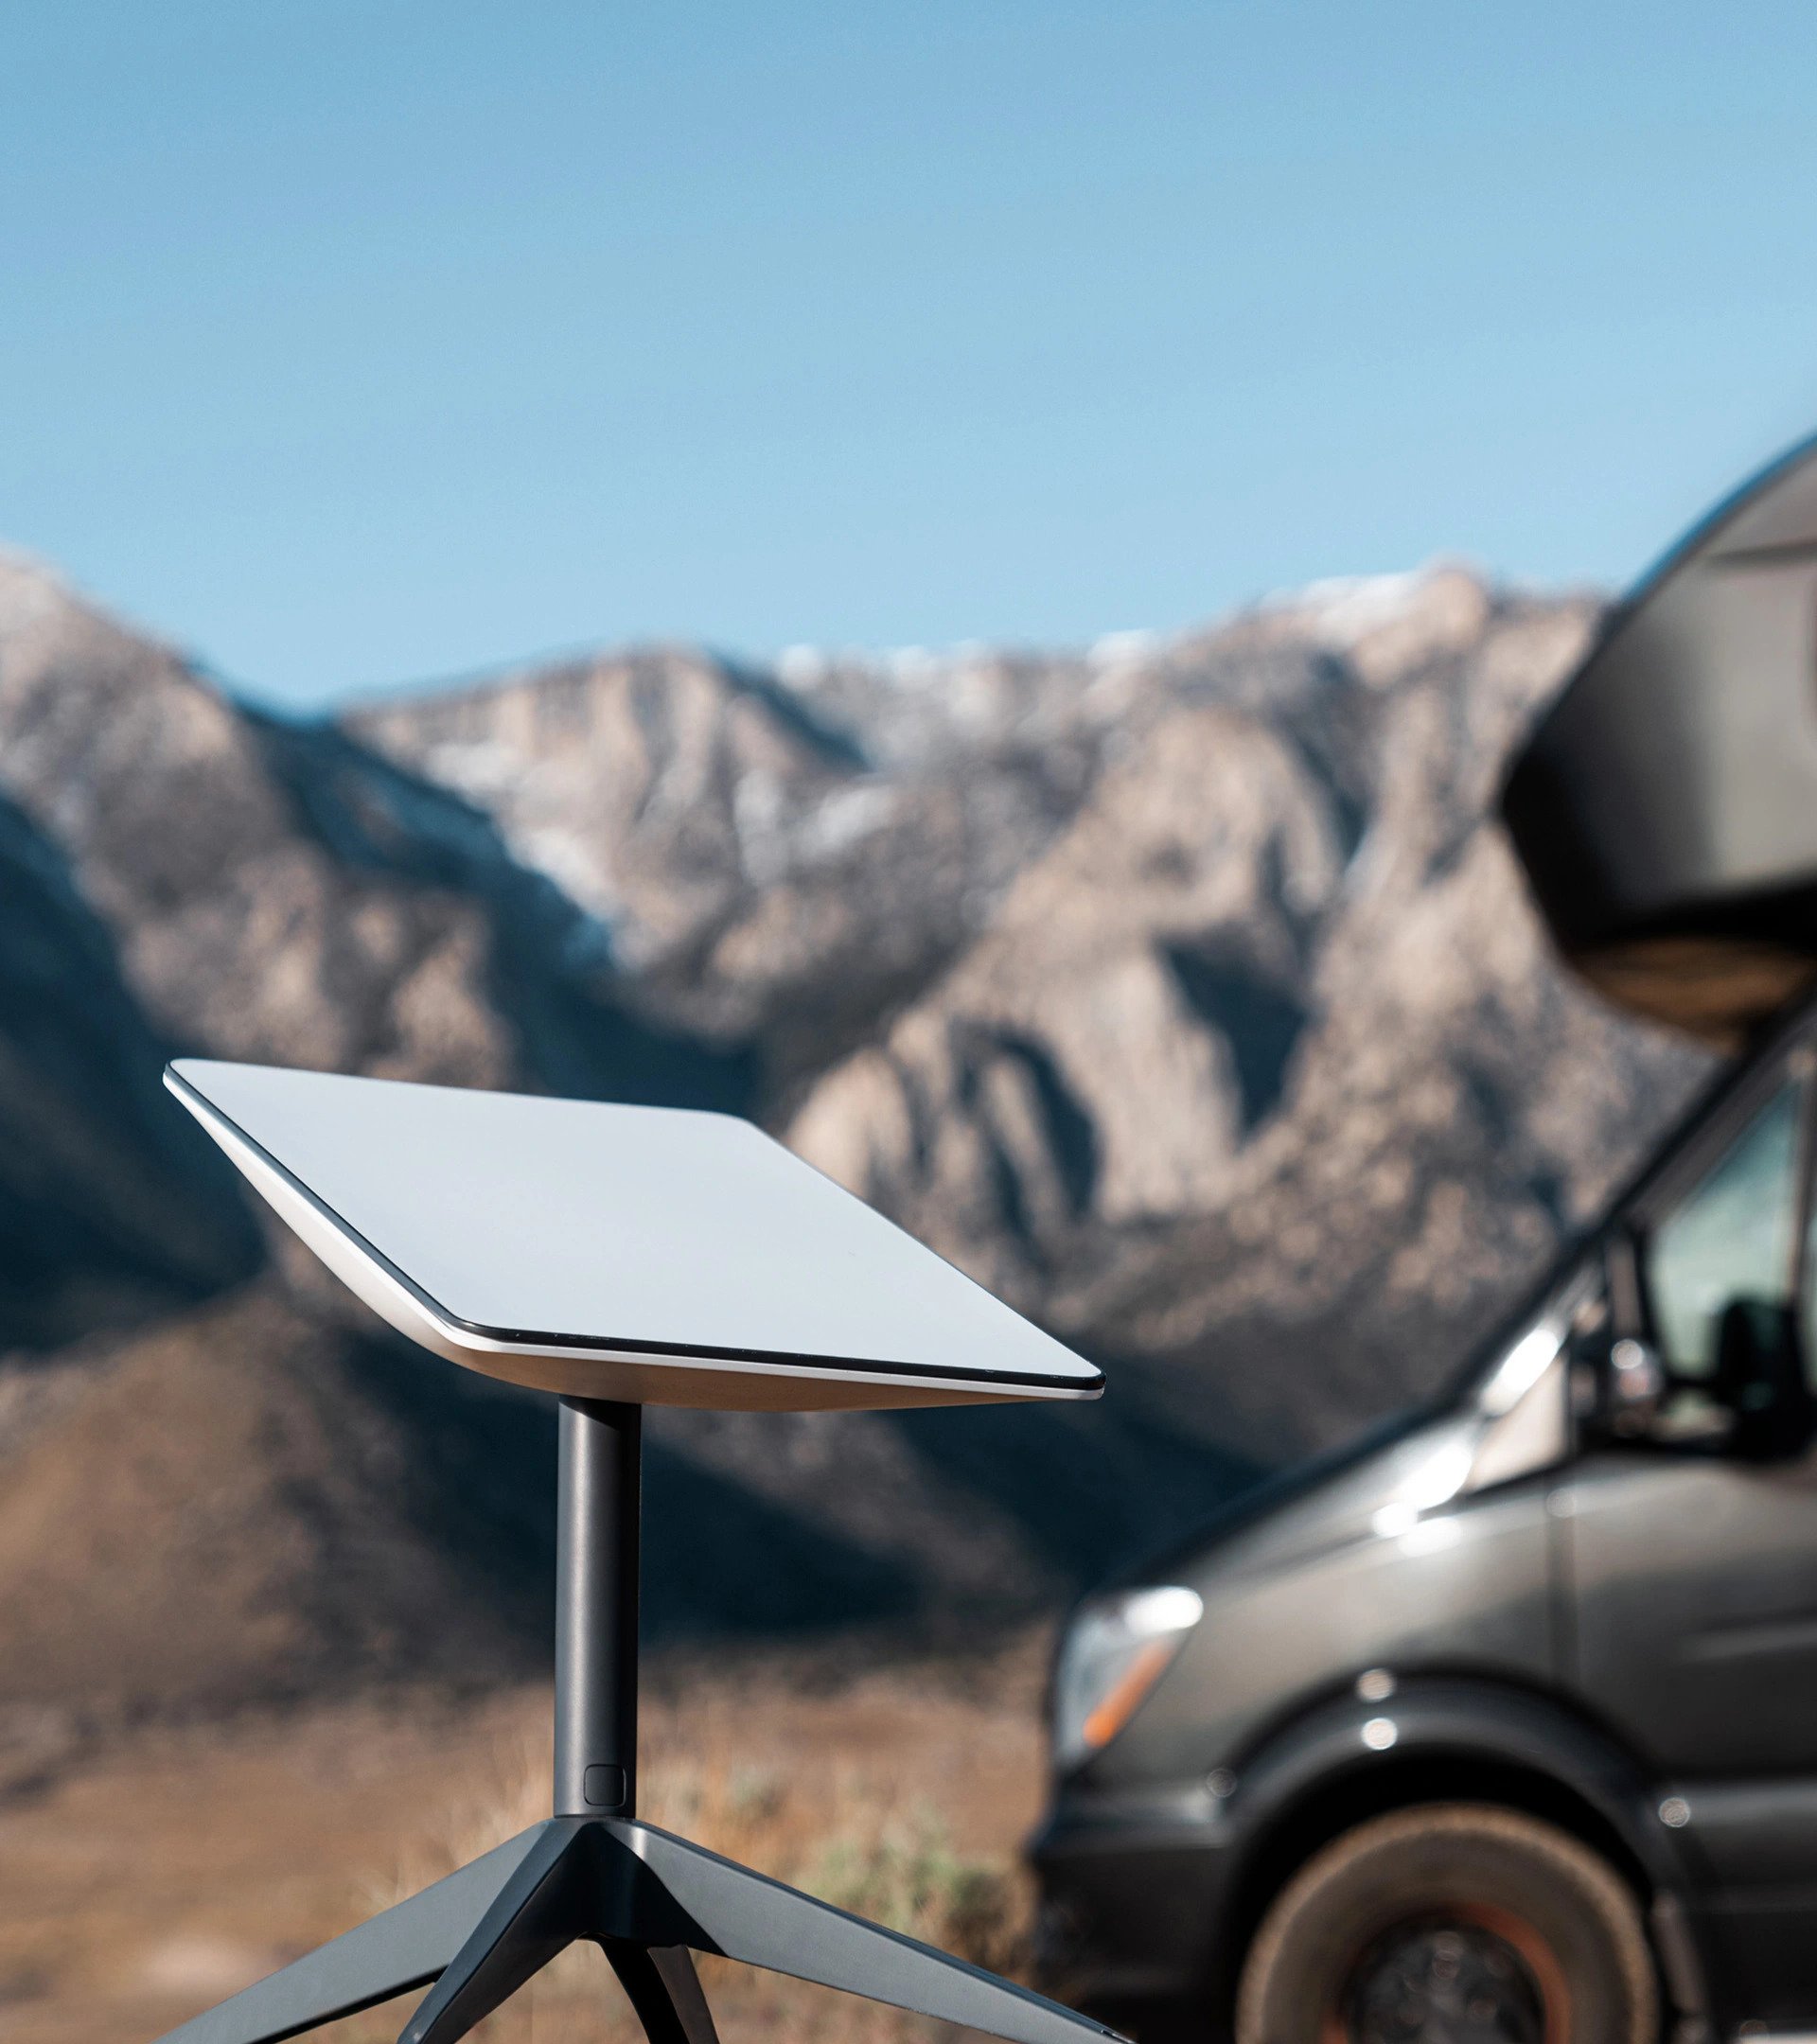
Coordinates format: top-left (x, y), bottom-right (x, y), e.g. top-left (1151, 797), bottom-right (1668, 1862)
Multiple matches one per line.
top-left (1562, 1028), bottom-right (1817, 2022)
top-left (1565, 1039), bottom-right (1817, 1777)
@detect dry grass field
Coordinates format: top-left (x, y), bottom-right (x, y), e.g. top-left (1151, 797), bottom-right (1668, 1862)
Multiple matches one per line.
top-left (0, 1639), bottom-right (1055, 2044)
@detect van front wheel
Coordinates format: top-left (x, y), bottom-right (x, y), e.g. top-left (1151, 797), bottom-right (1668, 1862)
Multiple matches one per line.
top-left (1235, 1804), bottom-right (1658, 2044)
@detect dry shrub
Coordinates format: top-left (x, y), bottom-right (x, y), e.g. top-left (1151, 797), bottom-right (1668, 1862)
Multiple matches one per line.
top-left (809, 1804), bottom-right (1024, 1976)
top-left (335, 1693), bottom-right (1032, 2044)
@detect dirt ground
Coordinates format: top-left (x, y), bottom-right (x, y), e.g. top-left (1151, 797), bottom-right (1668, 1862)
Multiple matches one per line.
top-left (0, 1642), bottom-right (1055, 2044)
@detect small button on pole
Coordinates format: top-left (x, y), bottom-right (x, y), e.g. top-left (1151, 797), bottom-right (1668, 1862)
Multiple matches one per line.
top-left (585, 1764), bottom-right (628, 1810)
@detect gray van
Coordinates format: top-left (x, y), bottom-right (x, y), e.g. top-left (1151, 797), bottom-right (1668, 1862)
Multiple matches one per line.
top-left (1031, 440), bottom-right (1817, 2044)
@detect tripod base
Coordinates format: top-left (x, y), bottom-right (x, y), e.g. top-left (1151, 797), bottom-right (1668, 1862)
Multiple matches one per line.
top-left (152, 1813), bottom-right (1120, 2044)
top-left (153, 1405), bottom-right (1118, 2044)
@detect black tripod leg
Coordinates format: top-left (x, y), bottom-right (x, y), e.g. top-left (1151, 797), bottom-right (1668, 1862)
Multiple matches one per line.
top-left (150, 1827), bottom-right (555, 2044)
top-left (603, 1942), bottom-right (721, 2044)
top-left (601, 1821), bottom-right (1126, 2044)
top-left (396, 1817), bottom-right (591, 2044)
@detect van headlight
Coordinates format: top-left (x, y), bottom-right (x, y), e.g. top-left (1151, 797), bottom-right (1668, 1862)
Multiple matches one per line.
top-left (1052, 1585), bottom-right (1203, 1771)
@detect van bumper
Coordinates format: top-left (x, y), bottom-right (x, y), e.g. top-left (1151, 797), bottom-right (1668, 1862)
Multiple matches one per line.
top-left (1028, 1787), bottom-right (1234, 2033)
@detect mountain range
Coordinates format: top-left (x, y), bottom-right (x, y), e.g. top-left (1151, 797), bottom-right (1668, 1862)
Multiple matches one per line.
top-left (0, 550), bottom-right (1712, 1724)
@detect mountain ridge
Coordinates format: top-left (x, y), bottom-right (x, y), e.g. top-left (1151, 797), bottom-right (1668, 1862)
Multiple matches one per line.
top-left (0, 549), bottom-right (1710, 1718)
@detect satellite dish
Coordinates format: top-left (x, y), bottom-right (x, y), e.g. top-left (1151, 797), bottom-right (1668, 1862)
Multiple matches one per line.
top-left (167, 1058), bottom-right (1102, 1410)
top-left (153, 1059), bottom-right (1117, 2044)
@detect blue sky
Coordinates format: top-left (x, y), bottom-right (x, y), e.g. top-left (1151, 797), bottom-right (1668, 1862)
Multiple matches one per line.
top-left (5, 3), bottom-right (1817, 708)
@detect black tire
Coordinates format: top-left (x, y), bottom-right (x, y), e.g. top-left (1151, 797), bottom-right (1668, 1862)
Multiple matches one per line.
top-left (1235, 1804), bottom-right (1659, 2044)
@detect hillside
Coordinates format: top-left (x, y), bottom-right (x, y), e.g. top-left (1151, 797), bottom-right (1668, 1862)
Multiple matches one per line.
top-left (0, 551), bottom-right (1712, 1716)
top-left (351, 569), bottom-right (1709, 1446)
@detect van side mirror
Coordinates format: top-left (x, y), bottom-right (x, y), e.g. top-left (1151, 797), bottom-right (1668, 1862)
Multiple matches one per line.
top-left (1713, 1298), bottom-right (1814, 1462)
top-left (1569, 1324), bottom-right (1667, 1439)
top-left (1602, 1337), bottom-right (1667, 1436)
top-left (1574, 1287), bottom-right (1817, 1460)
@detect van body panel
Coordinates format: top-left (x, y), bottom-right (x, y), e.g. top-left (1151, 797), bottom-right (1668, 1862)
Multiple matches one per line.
top-left (1076, 1423), bottom-right (1556, 1794)
top-left (1567, 1451), bottom-right (1817, 1775)
top-left (1676, 1781), bottom-right (1817, 2026)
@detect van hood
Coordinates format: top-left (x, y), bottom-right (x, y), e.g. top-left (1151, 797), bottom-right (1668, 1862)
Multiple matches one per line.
top-left (1101, 1398), bottom-right (1465, 1595)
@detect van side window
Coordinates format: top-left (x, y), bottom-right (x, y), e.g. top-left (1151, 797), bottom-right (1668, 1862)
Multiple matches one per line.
top-left (1636, 1079), bottom-right (1817, 1457)
top-left (1647, 1081), bottom-right (1804, 1383)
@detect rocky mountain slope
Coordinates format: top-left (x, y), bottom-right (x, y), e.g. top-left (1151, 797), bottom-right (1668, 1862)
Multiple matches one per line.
top-left (0, 550), bottom-right (1712, 1718)
top-left (353, 571), bottom-right (1711, 1448)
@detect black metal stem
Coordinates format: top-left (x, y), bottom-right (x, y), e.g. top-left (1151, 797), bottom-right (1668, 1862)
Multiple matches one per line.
top-left (553, 1398), bottom-right (641, 1818)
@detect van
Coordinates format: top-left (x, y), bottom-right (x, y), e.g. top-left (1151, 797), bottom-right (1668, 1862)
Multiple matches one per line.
top-left (1031, 439), bottom-right (1817, 2044)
